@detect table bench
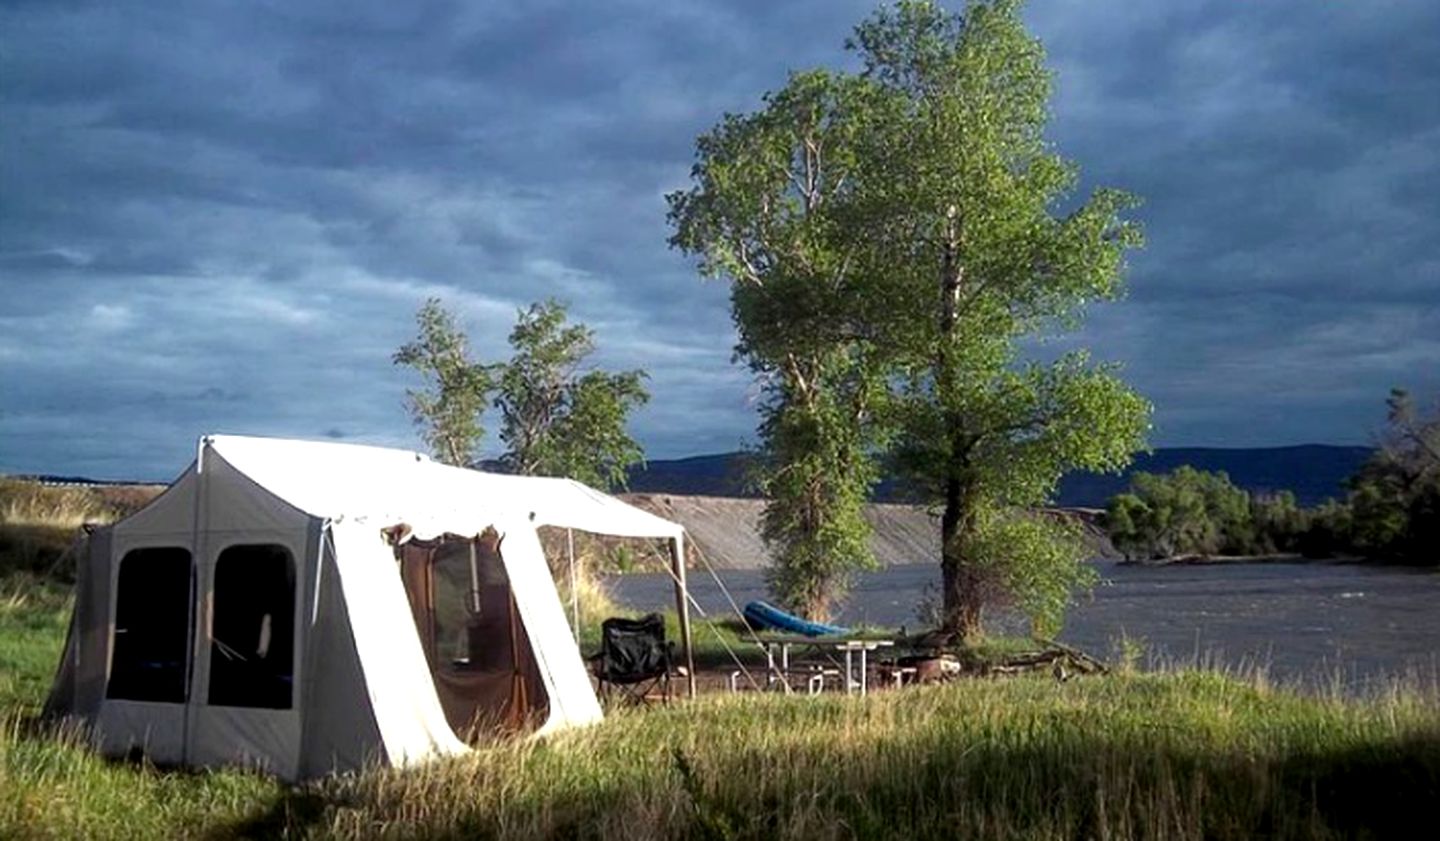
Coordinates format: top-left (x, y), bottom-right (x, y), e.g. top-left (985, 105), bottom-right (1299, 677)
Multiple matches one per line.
top-left (747, 636), bottom-right (896, 696)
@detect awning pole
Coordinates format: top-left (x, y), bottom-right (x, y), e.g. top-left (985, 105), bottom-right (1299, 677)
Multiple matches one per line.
top-left (567, 528), bottom-right (579, 643)
top-left (468, 541), bottom-right (481, 614)
top-left (671, 534), bottom-right (696, 698)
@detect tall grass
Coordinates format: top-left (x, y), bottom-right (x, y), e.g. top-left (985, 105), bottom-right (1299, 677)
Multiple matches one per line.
top-left (4, 671), bottom-right (1437, 840)
top-left (0, 480), bottom-right (115, 530)
top-left (377, 672), bottom-right (1437, 841)
top-left (0, 479), bottom-right (156, 579)
top-left (0, 574), bottom-right (71, 713)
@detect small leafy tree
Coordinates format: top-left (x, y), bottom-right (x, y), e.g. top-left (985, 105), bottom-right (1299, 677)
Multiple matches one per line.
top-left (492, 300), bottom-right (650, 491)
top-left (1102, 467), bottom-right (1320, 559)
top-left (957, 504), bottom-right (1096, 638)
top-left (1286, 389), bottom-right (1439, 562)
top-left (1102, 492), bottom-right (1145, 554)
top-left (393, 299), bottom-right (493, 466)
top-left (1105, 468), bottom-right (1250, 559)
top-left (1249, 491), bottom-right (1308, 554)
top-left (493, 300), bottom-right (650, 602)
top-left (394, 298), bottom-right (649, 491)
top-left (1298, 499), bottom-right (1354, 559)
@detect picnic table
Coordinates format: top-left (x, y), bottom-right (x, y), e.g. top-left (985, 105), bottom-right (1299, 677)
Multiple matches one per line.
top-left (752, 635), bottom-right (896, 696)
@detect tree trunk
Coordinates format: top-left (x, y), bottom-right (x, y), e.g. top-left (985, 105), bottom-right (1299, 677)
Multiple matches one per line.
top-left (935, 206), bottom-right (981, 640)
top-left (939, 475), bottom-right (983, 641)
top-left (801, 590), bottom-right (831, 624)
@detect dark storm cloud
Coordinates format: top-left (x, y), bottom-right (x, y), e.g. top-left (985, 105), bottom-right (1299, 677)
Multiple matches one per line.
top-left (1031, 0), bottom-right (1440, 445)
top-left (2, 0), bottom-right (1436, 478)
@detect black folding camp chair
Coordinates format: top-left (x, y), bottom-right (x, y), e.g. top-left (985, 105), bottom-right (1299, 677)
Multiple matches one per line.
top-left (588, 613), bottom-right (673, 706)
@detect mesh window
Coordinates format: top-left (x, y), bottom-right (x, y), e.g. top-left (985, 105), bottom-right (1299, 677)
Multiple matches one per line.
top-left (208, 544), bottom-right (296, 709)
top-left (397, 532), bottom-right (550, 738)
top-left (107, 547), bottom-right (193, 703)
top-left (431, 539), bottom-right (510, 670)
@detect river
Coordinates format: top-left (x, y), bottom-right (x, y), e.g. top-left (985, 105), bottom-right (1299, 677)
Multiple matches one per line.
top-left (604, 559), bottom-right (1440, 692)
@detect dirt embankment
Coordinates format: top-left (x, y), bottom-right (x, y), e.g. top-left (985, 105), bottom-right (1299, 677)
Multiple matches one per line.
top-left (622, 494), bottom-right (1115, 570)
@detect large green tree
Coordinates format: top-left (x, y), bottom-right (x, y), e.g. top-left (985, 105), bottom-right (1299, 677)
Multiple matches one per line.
top-left (394, 298), bottom-right (649, 491)
top-left (672, 0), bottom-right (1150, 637)
top-left (669, 71), bottom-right (888, 619)
top-left (852, 0), bottom-right (1149, 639)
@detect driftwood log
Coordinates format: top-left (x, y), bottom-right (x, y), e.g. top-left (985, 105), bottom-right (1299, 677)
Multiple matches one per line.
top-left (888, 636), bottom-right (1109, 685)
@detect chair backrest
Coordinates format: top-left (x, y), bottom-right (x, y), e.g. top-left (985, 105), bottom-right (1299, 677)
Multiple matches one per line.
top-left (599, 613), bottom-right (668, 679)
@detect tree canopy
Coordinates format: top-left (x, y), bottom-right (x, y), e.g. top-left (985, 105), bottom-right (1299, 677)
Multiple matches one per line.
top-left (1346, 389), bottom-right (1439, 561)
top-left (1105, 389), bottom-right (1439, 564)
top-left (1104, 468), bottom-right (1307, 561)
top-left (394, 298), bottom-right (649, 491)
top-left (670, 0), bottom-right (1150, 635)
top-left (392, 300), bottom-right (493, 468)
top-left (494, 300), bottom-right (650, 491)
top-left (669, 69), bottom-right (890, 619)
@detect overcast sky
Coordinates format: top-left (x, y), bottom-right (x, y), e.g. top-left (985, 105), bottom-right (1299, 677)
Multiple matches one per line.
top-left (3, 1), bottom-right (1437, 481)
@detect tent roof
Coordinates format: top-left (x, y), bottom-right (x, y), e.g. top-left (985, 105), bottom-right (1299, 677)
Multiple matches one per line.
top-left (204, 434), bottom-right (683, 541)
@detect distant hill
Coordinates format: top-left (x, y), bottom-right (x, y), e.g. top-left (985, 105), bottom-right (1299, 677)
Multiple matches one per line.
top-left (626, 453), bottom-right (758, 498)
top-left (629, 445), bottom-right (1373, 508)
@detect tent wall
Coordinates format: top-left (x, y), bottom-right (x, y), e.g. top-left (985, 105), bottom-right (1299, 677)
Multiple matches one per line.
top-left (112, 467), bottom-right (197, 536)
top-left (184, 451), bottom-right (311, 776)
top-left (44, 526), bottom-right (113, 722)
top-left (71, 451), bottom-right (316, 774)
top-left (298, 536), bottom-right (388, 776)
top-left (327, 522), bottom-right (467, 767)
top-left (186, 539), bottom-right (309, 775)
top-left (494, 523), bottom-right (603, 732)
top-left (94, 520), bottom-right (194, 764)
top-left (203, 449), bottom-right (314, 534)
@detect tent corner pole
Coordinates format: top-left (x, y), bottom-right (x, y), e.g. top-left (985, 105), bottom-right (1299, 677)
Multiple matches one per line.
top-left (567, 528), bottom-right (578, 643)
top-left (670, 535), bottom-right (695, 698)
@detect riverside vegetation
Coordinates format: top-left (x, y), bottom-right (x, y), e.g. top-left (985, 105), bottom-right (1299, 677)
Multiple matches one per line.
top-left (1104, 389), bottom-right (1439, 564)
top-left (4, 478), bottom-right (1440, 839)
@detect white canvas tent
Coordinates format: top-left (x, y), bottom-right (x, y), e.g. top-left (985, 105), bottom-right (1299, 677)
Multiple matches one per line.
top-left (44, 434), bottom-right (693, 780)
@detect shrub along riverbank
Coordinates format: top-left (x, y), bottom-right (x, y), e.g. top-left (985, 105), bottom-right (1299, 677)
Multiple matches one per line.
top-left (1105, 390), bottom-right (1439, 565)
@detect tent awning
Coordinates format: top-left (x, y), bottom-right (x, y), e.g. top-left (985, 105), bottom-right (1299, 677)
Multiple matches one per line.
top-left (204, 435), bottom-right (684, 542)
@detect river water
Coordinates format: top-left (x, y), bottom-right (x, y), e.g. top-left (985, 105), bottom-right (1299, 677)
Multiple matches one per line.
top-left (604, 560), bottom-right (1440, 692)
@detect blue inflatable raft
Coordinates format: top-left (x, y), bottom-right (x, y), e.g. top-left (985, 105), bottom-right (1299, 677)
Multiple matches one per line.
top-left (742, 600), bottom-right (849, 637)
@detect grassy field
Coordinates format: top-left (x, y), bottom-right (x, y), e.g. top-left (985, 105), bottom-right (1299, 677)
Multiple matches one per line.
top-left (3, 479), bottom-right (1440, 839)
